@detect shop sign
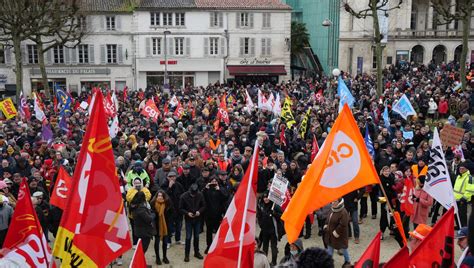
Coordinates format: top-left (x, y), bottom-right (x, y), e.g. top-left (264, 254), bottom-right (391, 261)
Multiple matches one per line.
top-left (239, 58), bottom-right (272, 65)
top-left (160, 60), bottom-right (177, 65)
top-left (30, 68), bottom-right (111, 75)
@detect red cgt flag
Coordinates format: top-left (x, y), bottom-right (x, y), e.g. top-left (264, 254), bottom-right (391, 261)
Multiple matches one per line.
top-left (355, 231), bottom-right (381, 268)
top-left (400, 178), bottom-right (414, 216)
top-left (129, 239), bottom-right (147, 268)
top-left (140, 99), bottom-right (160, 122)
top-left (52, 91), bottom-right (132, 267)
top-left (217, 94), bottom-right (230, 125)
top-left (311, 134), bottom-right (319, 161)
top-left (204, 144), bottom-right (260, 268)
top-left (50, 166), bottom-right (72, 210)
top-left (409, 207), bottom-right (454, 267)
top-left (1, 180), bottom-right (54, 267)
top-left (383, 246), bottom-right (409, 268)
top-left (174, 101), bottom-right (185, 119)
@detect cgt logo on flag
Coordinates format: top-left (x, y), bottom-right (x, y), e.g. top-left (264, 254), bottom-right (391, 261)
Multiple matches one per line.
top-left (0, 98), bottom-right (17, 119)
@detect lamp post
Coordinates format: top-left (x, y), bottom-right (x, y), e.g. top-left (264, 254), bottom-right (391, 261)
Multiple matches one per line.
top-left (163, 30), bottom-right (171, 87)
top-left (322, 19), bottom-right (332, 75)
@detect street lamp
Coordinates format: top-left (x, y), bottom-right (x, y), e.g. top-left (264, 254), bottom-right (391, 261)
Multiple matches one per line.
top-left (322, 19), bottom-right (332, 74)
top-left (163, 30), bottom-right (171, 87)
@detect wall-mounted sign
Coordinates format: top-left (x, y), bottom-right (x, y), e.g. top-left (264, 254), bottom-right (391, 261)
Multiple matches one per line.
top-left (239, 58), bottom-right (272, 65)
top-left (160, 60), bottom-right (177, 65)
top-left (30, 68), bottom-right (111, 75)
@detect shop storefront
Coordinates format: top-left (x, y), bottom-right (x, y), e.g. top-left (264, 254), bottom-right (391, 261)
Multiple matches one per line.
top-left (146, 71), bottom-right (195, 88)
top-left (227, 64), bottom-right (287, 85)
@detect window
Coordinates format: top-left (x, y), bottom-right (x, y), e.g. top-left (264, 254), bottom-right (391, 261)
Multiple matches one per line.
top-left (78, 16), bottom-right (87, 31)
top-left (175, 13), bottom-right (185, 26)
top-left (244, 37), bottom-right (250, 55)
top-left (152, 37), bottom-right (161, 55)
top-left (107, 44), bottom-right (117, 63)
top-left (163, 13), bottom-right (173, 26)
top-left (209, 37), bottom-right (219, 55)
top-left (210, 12), bottom-right (222, 27)
top-left (240, 13), bottom-right (249, 27)
top-left (372, 48), bottom-right (377, 69)
top-left (151, 12), bottom-right (160, 26)
top-left (262, 13), bottom-right (271, 28)
top-left (78, 44), bottom-right (89, 63)
top-left (0, 45), bottom-right (4, 64)
top-left (261, 38), bottom-right (271, 56)
top-left (106, 16), bottom-right (116, 31)
top-left (53, 46), bottom-right (64, 64)
top-left (387, 56), bottom-right (393, 65)
top-left (28, 45), bottom-right (38, 64)
top-left (175, 37), bottom-right (184, 55)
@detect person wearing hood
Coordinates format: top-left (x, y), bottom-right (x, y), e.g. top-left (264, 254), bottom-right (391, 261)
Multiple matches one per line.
top-left (126, 160), bottom-right (150, 188)
top-left (126, 178), bottom-right (152, 246)
top-left (257, 191), bottom-right (283, 266)
top-left (278, 238), bottom-right (304, 267)
top-left (427, 98), bottom-right (438, 119)
top-left (324, 198), bottom-right (350, 266)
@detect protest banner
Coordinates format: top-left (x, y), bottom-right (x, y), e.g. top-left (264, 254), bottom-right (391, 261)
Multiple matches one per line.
top-left (439, 124), bottom-right (465, 147)
top-left (268, 175), bottom-right (289, 206)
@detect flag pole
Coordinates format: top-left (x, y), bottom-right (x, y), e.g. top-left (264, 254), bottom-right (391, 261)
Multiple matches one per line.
top-left (237, 139), bottom-right (260, 268)
top-left (377, 181), bottom-right (407, 245)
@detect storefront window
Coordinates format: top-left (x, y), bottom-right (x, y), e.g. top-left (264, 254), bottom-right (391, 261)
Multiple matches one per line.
top-left (146, 71), bottom-right (194, 88)
top-left (31, 78), bottom-right (66, 95)
top-left (80, 81), bottom-right (111, 91)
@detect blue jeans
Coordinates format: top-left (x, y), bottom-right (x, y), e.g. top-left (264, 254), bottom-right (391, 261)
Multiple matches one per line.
top-left (348, 209), bottom-right (360, 239)
top-left (168, 216), bottom-right (183, 243)
top-left (327, 246), bottom-right (350, 263)
top-left (185, 220), bottom-right (201, 256)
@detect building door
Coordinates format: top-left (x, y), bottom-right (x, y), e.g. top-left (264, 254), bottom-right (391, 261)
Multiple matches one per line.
top-left (432, 45), bottom-right (447, 65)
top-left (454, 45), bottom-right (463, 63)
top-left (116, 81), bottom-right (126, 91)
top-left (410, 45), bottom-right (424, 65)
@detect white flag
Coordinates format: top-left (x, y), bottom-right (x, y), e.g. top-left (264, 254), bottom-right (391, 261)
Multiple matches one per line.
top-left (245, 89), bottom-right (254, 113)
top-left (272, 93), bottom-right (281, 116)
top-left (88, 91), bottom-right (96, 115)
top-left (424, 128), bottom-right (457, 212)
top-left (169, 95), bottom-right (179, 107)
top-left (257, 89), bottom-right (274, 111)
top-left (33, 93), bottom-right (46, 122)
top-left (109, 114), bottom-right (120, 139)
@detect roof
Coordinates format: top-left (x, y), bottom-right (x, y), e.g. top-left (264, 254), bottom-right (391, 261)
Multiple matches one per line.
top-left (79, 0), bottom-right (133, 12)
top-left (194, 0), bottom-right (291, 10)
top-left (137, 0), bottom-right (196, 9)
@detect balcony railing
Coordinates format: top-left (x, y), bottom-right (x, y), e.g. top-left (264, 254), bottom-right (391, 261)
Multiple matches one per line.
top-left (392, 28), bottom-right (474, 39)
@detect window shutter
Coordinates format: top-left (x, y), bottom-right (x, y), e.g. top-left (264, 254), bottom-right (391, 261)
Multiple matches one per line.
top-left (210, 12), bottom-right (215, 27)
top-left (204, 37), bottom-right (209, 56)
top-left (89, 44), bottom-right (95, 64)
top-left (220, 37), bottom-right (225, 56)
top-left (267, 38), bottom-right (271, 56)
top-left (70, 47), bottom-right (77, 65)
top-left (46, 49), bottom-right (52, 65)
top-left (249, 13), bottom-right (254, 28)
top-left (64, 47), bottom-right (70, 64)
top-left (86, 16), bottom-right (92, 31)
top-left (185, 38), bottom-right (191, 56)
top-left (236, 13), bottom-right (240, 28)
top-left (117, 45), bottom-right (123, 64)
top-left (22, 45), bottom-right (28, 65)
top-left (239, 38), bottom-right (243, 56)
top-left (101, 16), bottom-right (106, 31)
top-left (116, 16), bottom-right (121, 30)
top-left (168, 38), bottom-right (173, 56)
top-left (267, 13), bottom-right (271, 28)
top-left (261, 38), bottom-right (266, 56)
top-left (4, 47), bottom-right (11, 65)
top-left (100, 44), bottom-right (106, 64)
top-left (146, 37), bottom-right (151, 56)
top-left (218, 13), bottom-right (224, 27)
top-left (250, 38), bottom-right (255, 57)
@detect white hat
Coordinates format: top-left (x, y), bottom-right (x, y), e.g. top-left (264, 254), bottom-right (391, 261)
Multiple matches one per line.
top-left (32, 191), bottom-right (44, 198)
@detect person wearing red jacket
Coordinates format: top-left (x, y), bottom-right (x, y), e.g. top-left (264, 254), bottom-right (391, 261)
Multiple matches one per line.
top-left (438, 96), bottom-right (449, 118)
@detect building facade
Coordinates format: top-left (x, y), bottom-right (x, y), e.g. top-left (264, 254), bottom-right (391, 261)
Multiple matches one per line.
top-left (0, 0), bottom-right (291, 96)
top-left (339, 0), bottom-right (474, 74)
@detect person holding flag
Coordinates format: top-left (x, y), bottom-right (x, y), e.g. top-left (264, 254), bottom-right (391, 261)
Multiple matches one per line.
top-left (409, 175), bottom-right (433, 229)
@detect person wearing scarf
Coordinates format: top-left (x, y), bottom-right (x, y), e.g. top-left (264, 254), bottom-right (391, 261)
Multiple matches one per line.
top-left (324, 198), bottom-right (350, 266)
top-left (152, 190), bottom-right (174, 265)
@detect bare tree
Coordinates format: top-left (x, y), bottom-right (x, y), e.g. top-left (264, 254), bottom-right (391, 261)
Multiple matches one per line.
top-left (431, 0), bottom-right (473, 91)
top-left (343, 0), bottom-right (403, 97)
top-left (27, 0), bottom-right (85, 98)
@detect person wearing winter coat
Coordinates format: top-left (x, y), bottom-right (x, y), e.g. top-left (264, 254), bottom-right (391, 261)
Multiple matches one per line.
top-left (151, 190), bottom-right (174, 265)
top-left (126, 178), bottom-right (152, 246)
top-left (160, 171), bottom-right (185, 245)
top-left (277, 238), bottom-right (304, 267)
top-left (379, 166), bottom-right (397, 240)
top-left (179, 183), bottom-right (206, 262)
top-left (126, 160), bottom-right (151, 188)
top-left (257, 191), bottom-right (283, 266)
top-left (130, 191), bottom-right (156, 254)
top-left (427, 98), bottom-right (438, 119)
top-left (343, 188), bottom-right (365, 244)
top-left (324, 198), bottom-right (350, 266)
top-left (410, 176), bottom-right (433, 228)
top-left (203, 177), bottom-right (228, 253)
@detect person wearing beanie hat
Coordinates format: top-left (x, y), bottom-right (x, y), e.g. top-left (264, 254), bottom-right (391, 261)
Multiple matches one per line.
top-left (454, 162), bottom-right (472, 228)
top-left (278, 238), bottom-right (304, 266)
top-left (126, 178), bottom-right (152, 247)
top-left (324, 198), bottom-right (350, 266)
top-left (126, 160), bottom-right (150, 188)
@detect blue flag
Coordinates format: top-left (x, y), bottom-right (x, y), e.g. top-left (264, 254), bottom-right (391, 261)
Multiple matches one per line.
top-left (41, 123), bottom-right (54, 145)
top-left (392, 94), bottom-right (416, 120)
top-left (364, 123), bottom-right (375, 158)
top-left (337, 76), bottom-right (355, 112)
top-left (55, 85), bottom-right (72, 117)
top-left (59, 116), bottom-right (69, 134)
top-left (383, 106), bottom-right (391, 130)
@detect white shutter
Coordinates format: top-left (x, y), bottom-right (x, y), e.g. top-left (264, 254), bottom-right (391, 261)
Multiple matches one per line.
top-left (185, 38), bottom-right (191, 56)
top-left (46, 49), bottom-right (52, 65)
top-left (220, 37), bottom-right (225, 56)
top-left (168, 38), bottom-right (173, 56)
top-left (117, 45), bottom-right (123, 64)
top-left (4, 47), bottom-right (11, 65)
top-left (100, 44), bottom-right (106, 64)
top-left (239, 38), bottom-right (244, 56)
top-left (70, 47), bottom-right (77, 65)
top-left (101, 16), bottom-right (106, 31)
top-left (267, 13), bottom-right (271, 28)
top-left (204, 37), bottom-right (209, 56)
top-left (86, 16), bottom-right (92, 31)
top-left (89, 44), bottom-right (95, 64)
top-left (210, 12), bottom-right (215, 27)
top-left (64, 47), bottom-right (70, 64)
top-left (266, 38), bottom-right (271, 56)
top-left (250, 38), bottom-right (255, 57)
top-left (146, 37), bottom-right (151, 56)
top-left (116, 16), bottom-right (121, 30)
top-left (249, 13), bottom-right (254, 28)
top-left (235, 13), bottom-right (240, 28)
top-left (22, 45), bottom-right (28, 65)
top-left (218, 13), bottom-right (224, 27)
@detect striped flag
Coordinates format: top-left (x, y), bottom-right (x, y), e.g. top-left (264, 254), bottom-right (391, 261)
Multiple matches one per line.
top-left (364, 123), bottom-right (375, 158)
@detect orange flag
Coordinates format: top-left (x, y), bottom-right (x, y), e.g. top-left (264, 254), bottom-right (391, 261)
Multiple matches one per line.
top-left (409, 207), bottom-right (454, 267)
top-left (355, 232), bottom-right (381, 268)
top-left (393, 211), bottom-right (407, 246)
top-left (383, 246), bottom-right (409, 268)
top-left (130, 239), bottom-right (147, 268)
top-left (50, 166), bottom-right (72, 210)
top-left (53, 91), bottom-right (132, 267)
top-left (281, 104), bottom-right (380, 243)
top-left (1, 180), bottom-right (54, 267)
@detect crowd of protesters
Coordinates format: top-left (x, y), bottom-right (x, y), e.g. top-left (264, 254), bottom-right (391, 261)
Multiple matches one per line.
top-left (0, 60), bottom-right (473, 267)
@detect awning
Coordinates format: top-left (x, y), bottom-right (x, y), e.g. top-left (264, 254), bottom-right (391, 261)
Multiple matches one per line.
top-left (228, 65), bottom-right (287, 76)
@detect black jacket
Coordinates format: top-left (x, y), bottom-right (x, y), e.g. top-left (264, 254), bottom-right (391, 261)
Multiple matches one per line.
top-left (131, 204), bottom-right (156, 238)
top-left (343, 188), bottom-right (365, 212)
top-left (257, 201), bottom-right (284, 239)
top-left (179, 191), bottom-right (206, 222)
top-left (203, 186), bottom-right (228, 220)
top-left (160, 181), bottom-right (185, 219)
